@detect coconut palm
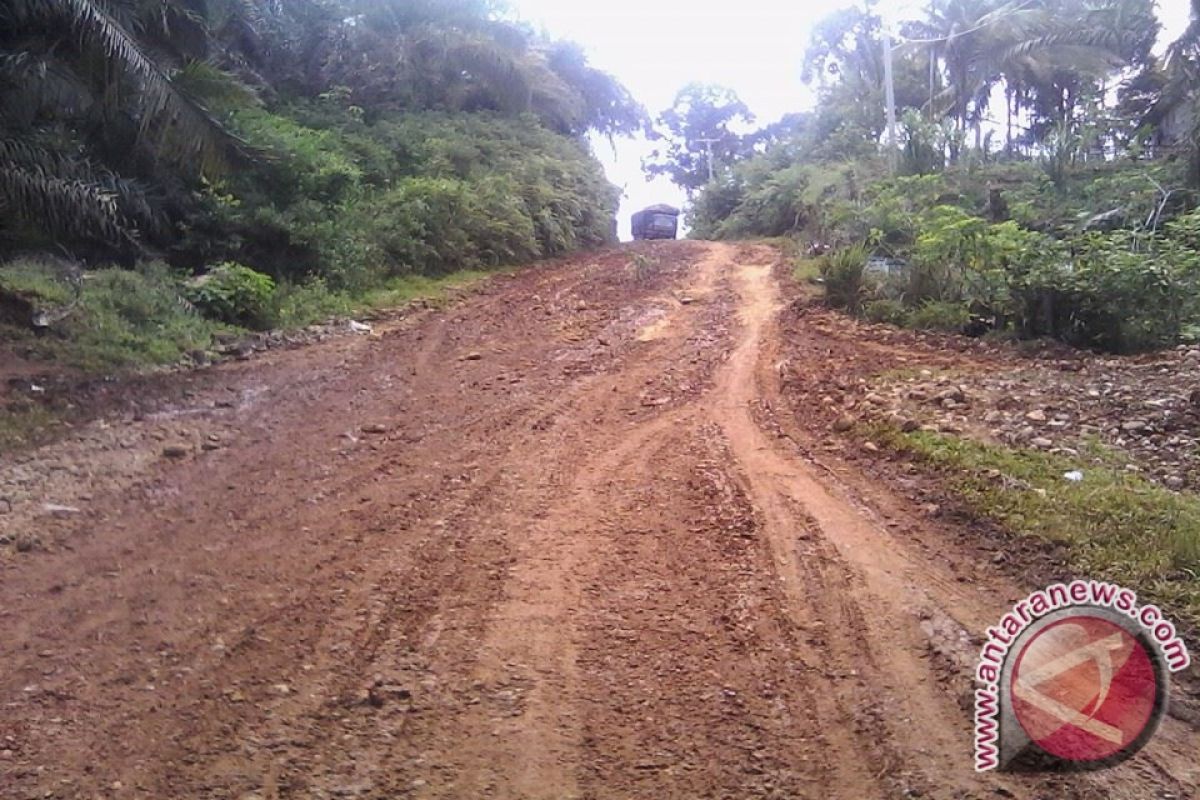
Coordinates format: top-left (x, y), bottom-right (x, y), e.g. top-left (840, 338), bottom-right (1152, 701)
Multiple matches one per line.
top-left (918, 0), bottom-right (1009, 156)
top-left (914, 0), bottom-right (1153, 159)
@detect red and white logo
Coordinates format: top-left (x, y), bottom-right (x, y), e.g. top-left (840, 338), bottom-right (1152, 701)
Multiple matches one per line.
top-left (1010, 615), bottom-right (1159, 763)
top-left (973, 581), bottom-right (1188, 771)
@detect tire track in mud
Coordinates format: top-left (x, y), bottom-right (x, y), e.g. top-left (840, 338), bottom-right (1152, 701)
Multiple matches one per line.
top-left (0, 245), bottom-right (702, 799)
top-left (711, 243), bottom-right (1194, 799)
top-left (571, 418), bottom-right (834, 798)
top-left (407, 248), bottom-right (734, 798)
top-left (397, 250), bottom-right (856, 798)
top-left (246, 250), bottom-right (737, 798)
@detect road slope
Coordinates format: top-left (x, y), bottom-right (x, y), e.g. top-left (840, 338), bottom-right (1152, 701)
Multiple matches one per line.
top-left (0, 242), bottom-right (1196, 798)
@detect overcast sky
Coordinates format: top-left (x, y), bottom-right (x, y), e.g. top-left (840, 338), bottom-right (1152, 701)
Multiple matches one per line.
top-left (511, 0), bottom-right (1194, 240)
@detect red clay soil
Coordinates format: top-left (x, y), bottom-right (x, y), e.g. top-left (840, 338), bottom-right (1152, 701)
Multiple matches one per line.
top-left (0, 241), bottom-right (1196, 799)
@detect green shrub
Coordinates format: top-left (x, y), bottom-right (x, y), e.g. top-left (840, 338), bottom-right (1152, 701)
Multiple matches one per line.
top-left (1053, 231), bottom-right (1200, 352)
top-left (366, 178), bottom-right (474, 275)
top-left (820, 244), bottom-right (868, 312)
top-left (909, 205), bottom-right (990, 303)
top-left (689, 159), bottom-right (877, 242)
top-left (186, 262), bottom-right (276, 328)
top-left (268, 277), bottom-right (353, 328)
top-left (229, 107), bottom-right (364, 205)
top-left (862, 298), bottom-right (909, 326)
top-left (207, 110), bottom-right (617, 287)
top-left (908, 300), bottom-right (971, 331)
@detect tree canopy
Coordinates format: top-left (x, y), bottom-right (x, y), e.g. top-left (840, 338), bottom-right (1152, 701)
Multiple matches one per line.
top-left (0, 0), bottom-right (645, 261)
top-left (643, 84), bottom-right (755, 196)
top-left (671, 0), bottom-right (1200, 354)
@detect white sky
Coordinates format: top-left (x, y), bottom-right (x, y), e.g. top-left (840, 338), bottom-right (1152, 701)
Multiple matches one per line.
top-left (511, 0), bottom-right (1194, 240)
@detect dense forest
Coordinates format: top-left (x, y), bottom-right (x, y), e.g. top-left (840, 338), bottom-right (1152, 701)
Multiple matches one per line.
top-left (651, 0), bottom-right (1200, 353)
top-left (0, 0), bottom-right (642, 367)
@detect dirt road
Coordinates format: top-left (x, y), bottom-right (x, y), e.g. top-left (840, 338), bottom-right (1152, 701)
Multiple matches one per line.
top-left (1, 242), bottom-right (1197, 799)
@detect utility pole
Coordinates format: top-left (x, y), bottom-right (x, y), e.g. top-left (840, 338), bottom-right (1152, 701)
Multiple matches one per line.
top-left (882, 24), bottom-right (898, 174)
top-left (696, 137), bottom-right (719, 182)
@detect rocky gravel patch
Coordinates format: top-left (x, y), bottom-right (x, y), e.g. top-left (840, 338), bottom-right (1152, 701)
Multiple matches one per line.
top-left (779, 302), bottom-right (1200, 492)
top-left (858, 349), bottom-right (1200, 489)
top-left (0, 388), bottom-right (254, 558)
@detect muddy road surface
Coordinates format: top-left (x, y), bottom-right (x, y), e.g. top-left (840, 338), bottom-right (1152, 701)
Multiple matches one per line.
top-left (1, 242), bottom-right (1197, 798)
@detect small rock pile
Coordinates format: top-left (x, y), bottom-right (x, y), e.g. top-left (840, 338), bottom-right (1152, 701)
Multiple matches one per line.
top-left (198, 316), bottom-right (387, 367)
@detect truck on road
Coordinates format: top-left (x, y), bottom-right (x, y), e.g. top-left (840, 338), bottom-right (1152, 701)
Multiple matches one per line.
top-left (631, 204), bottom-right (680, 241)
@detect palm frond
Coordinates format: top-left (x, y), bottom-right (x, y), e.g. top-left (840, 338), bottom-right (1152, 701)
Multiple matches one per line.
top-left (1002, 31), bottom-right (1126, 71)
top-left (9, 0), bottom-right (249, 175)
top-left (0, 136), bottom-right (155, 247)
top-left (1, 165), bottom-right (129, 246)
top-left (0, 48), bottom-right (94, 120)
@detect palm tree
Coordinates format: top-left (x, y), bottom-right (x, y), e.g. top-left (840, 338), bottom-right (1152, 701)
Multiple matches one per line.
top-left (921, 0), bottom-right (1007, 158)
top-left (1162, 0), bottom-right (1200, 183)
top-left (1, 0), bottom-right (250, 253)
top-left (916, 0), bottom-right (1153, 160)
top-left (1003, 0), bottom-right (1157, 145)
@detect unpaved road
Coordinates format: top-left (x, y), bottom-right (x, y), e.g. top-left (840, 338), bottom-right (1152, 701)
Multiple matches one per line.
top-left (1, 242), bottom-right (1197, 799)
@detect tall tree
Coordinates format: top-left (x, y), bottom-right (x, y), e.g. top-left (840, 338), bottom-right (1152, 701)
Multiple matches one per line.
top-left (1162, 0), bottom-right (1200, 183)
top-left (642, 84), bottom-right (754, 195)
top-left (923, 0), bottom-right (1003, 147)
top-left (317, 0), bottom-right (643, 136)
top-left (803, 4), bottom-right (932, 157)
top-left (1006, 0), bottom-right (1156, 142)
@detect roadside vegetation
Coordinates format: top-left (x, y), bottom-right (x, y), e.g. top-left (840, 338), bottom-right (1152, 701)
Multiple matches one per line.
top-left (648, 0), bottom-right (1200, 354)
top-left (0, 258), bottom-right (497, 373)
top-left (1, 0), bottom-right (642, 372)
top-left (871, 422), bottom-right (1200, 628)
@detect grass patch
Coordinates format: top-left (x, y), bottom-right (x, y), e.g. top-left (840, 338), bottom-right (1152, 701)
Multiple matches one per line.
top-left (267, 278), bottom-right (356, 328)
top-left (271, 268), bottom-right (501, 327)
top-left (3, 258), bottom-right (506, 373)
top-left (870, 423), bottom-right (1200, 628)
top-left (354, 269), bottom-right (498, 313)
top-left (862, 298), bottom-right (909, 326)
top-left (0, 404), bottom-right (63, 452)
top-left (907, 300), bottom-right (971, 332)
top-left (2, 260), bottom-right (230, 372)
top-left (0, 260), bottom-right (76, 304)
top-left (771, 232), bottom-right (822, 286)
top-left (792, 257), bottom-right (822, 284)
